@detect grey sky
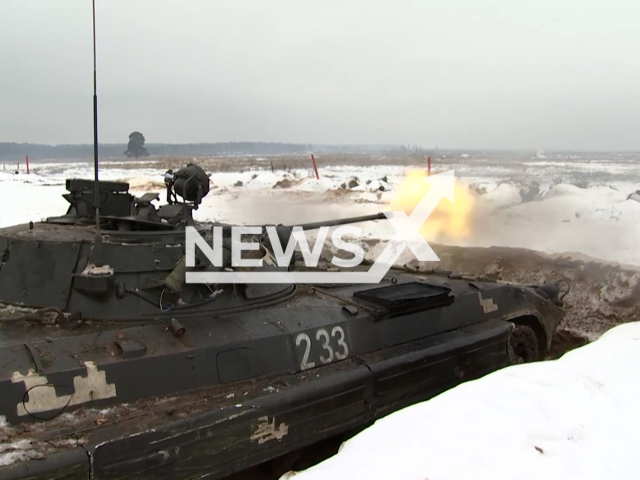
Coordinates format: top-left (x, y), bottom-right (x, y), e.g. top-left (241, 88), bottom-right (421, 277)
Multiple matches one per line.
top-left (1, 0), bottom-right (639, 149)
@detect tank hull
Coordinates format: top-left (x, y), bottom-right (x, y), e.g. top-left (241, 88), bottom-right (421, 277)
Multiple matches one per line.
top-left (1, 319), bottom-right (510, 480)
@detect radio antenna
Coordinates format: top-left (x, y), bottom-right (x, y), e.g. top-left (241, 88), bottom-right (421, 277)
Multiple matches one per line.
top-left (92, 0), bottom-right (103, 266)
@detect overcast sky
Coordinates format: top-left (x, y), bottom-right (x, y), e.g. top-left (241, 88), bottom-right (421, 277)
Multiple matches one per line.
top-left (1, 0), bottom-right (639, 149)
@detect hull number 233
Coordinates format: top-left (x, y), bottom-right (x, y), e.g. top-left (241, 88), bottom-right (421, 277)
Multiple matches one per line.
top-left (295, 326), bottom-right (349, 370)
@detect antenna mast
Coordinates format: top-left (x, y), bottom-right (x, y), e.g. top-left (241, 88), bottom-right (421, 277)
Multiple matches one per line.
top-left (92, 0), bottom-right (103, 266)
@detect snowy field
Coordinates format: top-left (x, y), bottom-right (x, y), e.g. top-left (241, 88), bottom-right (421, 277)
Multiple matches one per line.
top-left (2, 152), bottom-right (640, 266)
top-left (282, 321), bottom-right (640, 480)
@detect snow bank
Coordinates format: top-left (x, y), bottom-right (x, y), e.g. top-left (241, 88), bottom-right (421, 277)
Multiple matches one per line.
top-left (284, 322), bottom-right (640, 480)
top-left (480, 183), bottom-right (522, 209)
top-left (293, 177), bottom-right (339, 192)
top-left (466, 182), bottom-right (640, 264)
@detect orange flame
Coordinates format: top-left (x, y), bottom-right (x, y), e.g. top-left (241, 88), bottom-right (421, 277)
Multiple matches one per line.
top-left (391, 170), bottom-right (474, 241)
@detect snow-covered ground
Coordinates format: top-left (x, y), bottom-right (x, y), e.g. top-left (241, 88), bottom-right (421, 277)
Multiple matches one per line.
top-left (2, 154), bottom-right (640, 266)
top-left (282, 321), bottom-right (640, 480)
top-left (1, 155), bottom-right (638, 474)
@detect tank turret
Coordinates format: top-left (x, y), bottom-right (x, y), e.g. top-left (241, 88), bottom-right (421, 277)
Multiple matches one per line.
top-left (47, 165), bottom-right (210, 232)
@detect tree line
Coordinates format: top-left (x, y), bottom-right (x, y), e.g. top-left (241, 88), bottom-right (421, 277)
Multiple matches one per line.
top-left (0, 142), bottom-right (416, 161)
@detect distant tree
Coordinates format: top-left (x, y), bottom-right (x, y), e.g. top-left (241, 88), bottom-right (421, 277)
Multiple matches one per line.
top-left (124, 131), bottom-right (149, 158)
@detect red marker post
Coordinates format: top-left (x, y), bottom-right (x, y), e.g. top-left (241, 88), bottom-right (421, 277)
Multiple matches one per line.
top-left (311, 154), bottom-right (320, 180)
top-left (25, 156), bottom-right (30, 174)
top-left (427, 156), bottom-right (431, 176)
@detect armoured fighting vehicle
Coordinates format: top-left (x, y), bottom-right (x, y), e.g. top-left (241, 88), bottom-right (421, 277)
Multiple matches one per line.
top-left (0, 165), bottom-right (566, 479)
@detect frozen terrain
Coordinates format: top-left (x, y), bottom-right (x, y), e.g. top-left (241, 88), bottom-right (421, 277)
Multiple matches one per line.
top-left (2, 153), bottom-right (639, 266)
top-left (1, 152), bottom-right (639, 335)
top-left (282, 321), bottom-right (640, 480)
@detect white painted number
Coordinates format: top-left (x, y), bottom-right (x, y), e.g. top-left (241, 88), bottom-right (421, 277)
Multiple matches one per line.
top-left (332, 326), bottom-right (349, 360)
top-left (295, 333), bottom-right (316, 370)
top-left (316, 329), bottom-right (334, 364)
top-left (295, 326), bottom-right (350, 371)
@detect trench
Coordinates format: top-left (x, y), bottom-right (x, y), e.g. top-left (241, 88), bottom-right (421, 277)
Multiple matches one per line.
top-left (546, 329), bottom-right (590, 360)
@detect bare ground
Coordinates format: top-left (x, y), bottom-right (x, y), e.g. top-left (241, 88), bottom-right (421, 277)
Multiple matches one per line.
top-left (99, 153), bottom-right (432, 172)
top-left (406, 244), bottom-right (640, 337)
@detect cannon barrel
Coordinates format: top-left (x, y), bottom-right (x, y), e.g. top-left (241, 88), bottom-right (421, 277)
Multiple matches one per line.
top-left (288, 212), bottom-right (387, 230)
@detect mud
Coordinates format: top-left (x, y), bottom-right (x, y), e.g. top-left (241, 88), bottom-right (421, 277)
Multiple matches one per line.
top-left (273, 178), bottom-right (304, 189)
top-left (547, 330), bottom-right (590, 360)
